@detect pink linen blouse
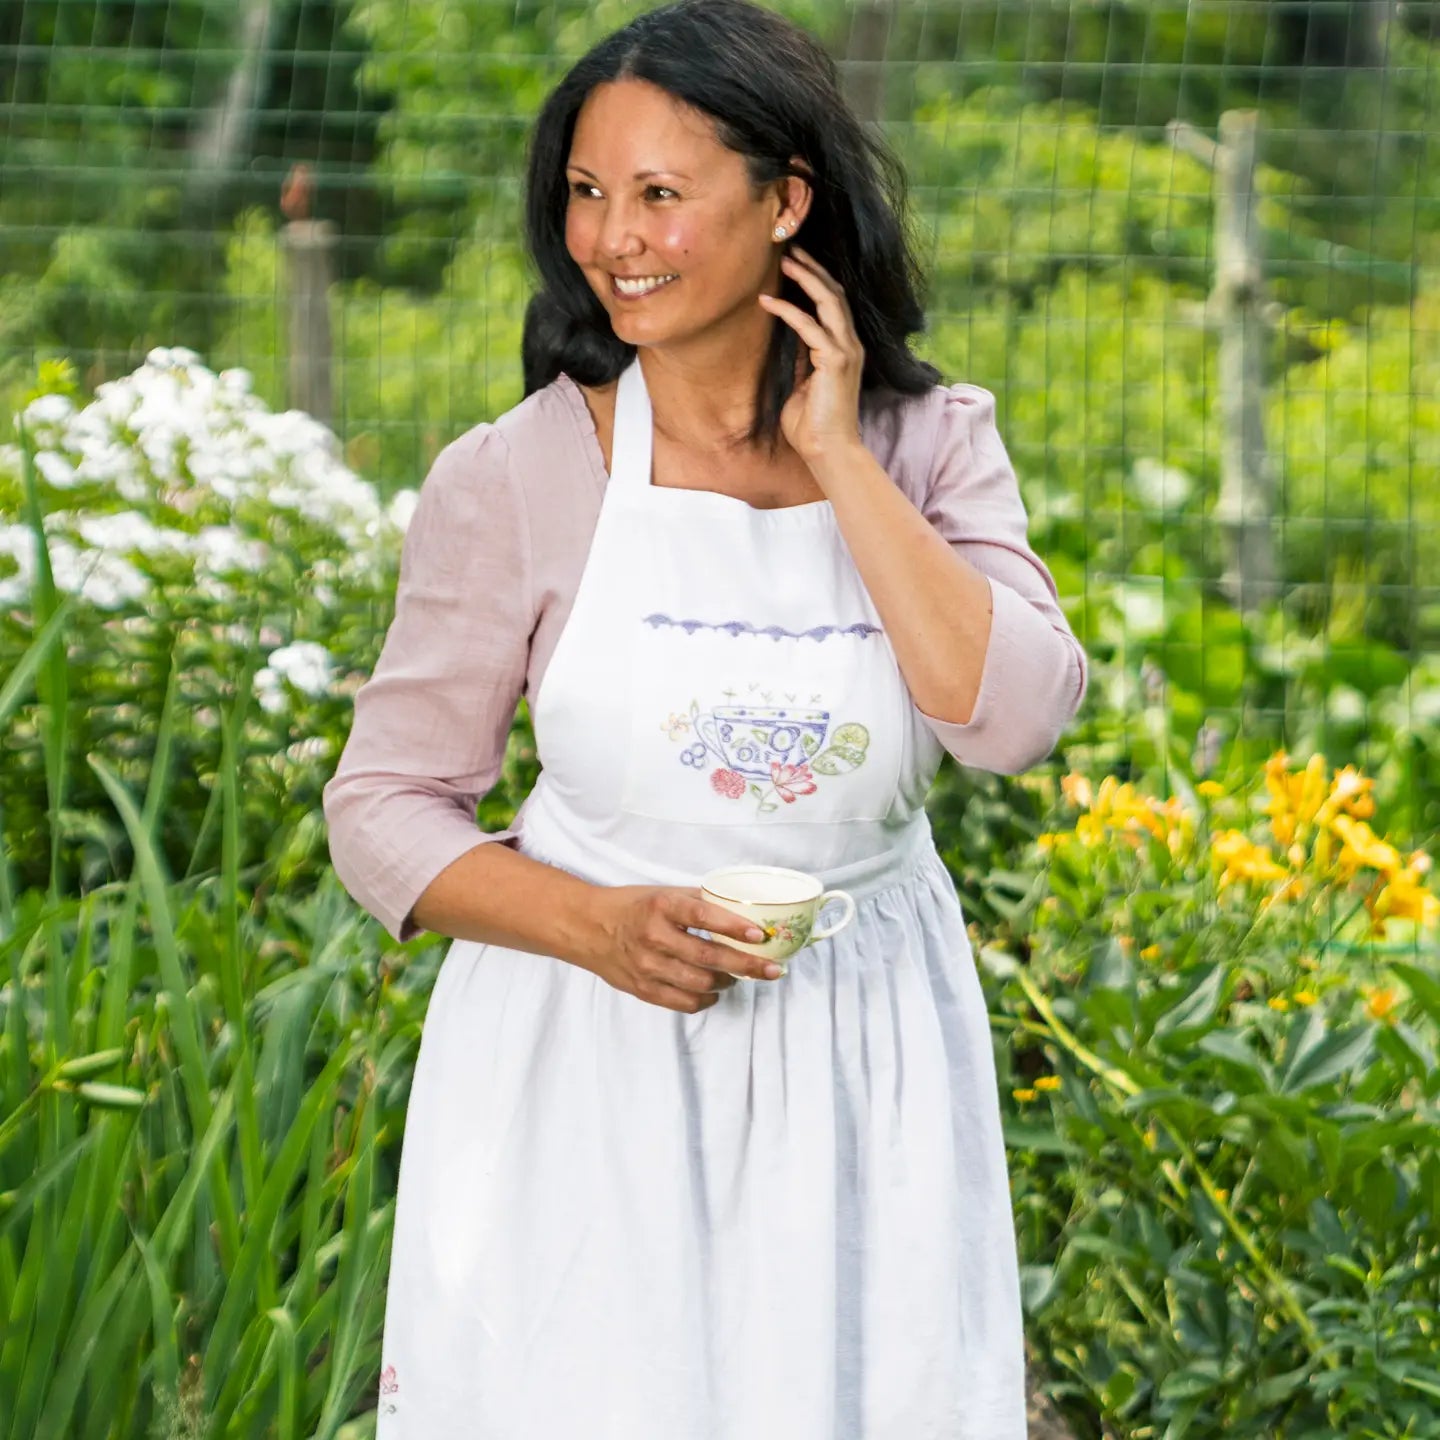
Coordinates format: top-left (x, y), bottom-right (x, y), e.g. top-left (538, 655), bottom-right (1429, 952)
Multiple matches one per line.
top-left (323, 371), bottom-right (1088, 943)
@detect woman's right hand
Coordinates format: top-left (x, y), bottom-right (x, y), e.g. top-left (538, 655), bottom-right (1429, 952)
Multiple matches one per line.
top-left (581, 886), bottom-right (783, 1013)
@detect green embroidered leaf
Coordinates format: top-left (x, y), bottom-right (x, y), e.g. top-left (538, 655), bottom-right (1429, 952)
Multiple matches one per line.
top-left (689, 698), bottom-right (700, 718)
top-left (801, 733), bottom-right (818, 754)
top-left (830, 722), bottom-right (871, 752)
top-left (750, 729), bottom-right (769, 745)
top-left (811, 745), bottom-right (867, 775)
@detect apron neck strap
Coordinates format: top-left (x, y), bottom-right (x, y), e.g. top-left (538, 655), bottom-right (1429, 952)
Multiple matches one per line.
top-left (610, 353), bottom-right (652, 491)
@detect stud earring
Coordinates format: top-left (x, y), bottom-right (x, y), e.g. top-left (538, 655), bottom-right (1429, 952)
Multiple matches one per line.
top-left (774, 225), bottom-right (787, 240)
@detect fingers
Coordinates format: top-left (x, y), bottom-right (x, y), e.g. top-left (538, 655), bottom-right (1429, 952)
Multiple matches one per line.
top-left (688, 894), bottom-right (766, 947)
top-left (780, 252), bottom-right (854, 337)
top-left (758, 290), bottom-right (830, 350)
top-left (648, 980), bottom-right (723, 1015)
top-left (621, 890), bottom-right (782, 1014)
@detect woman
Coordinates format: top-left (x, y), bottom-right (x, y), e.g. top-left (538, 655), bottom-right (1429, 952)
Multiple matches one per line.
top-left (324, 1), bottom-right (1087, 1434)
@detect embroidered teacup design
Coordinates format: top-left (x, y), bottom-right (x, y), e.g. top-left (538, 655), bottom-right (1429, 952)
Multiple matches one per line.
top-left (696, 705), bottom-right (828, 775)
top-left (666, 699), bottom-right (872, 816)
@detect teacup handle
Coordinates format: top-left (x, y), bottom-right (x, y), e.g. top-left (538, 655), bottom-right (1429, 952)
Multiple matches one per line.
top-left (807, 890), bottom-right (856, 944)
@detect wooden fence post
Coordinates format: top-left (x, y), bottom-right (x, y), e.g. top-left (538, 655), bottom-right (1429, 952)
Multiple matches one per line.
top-left (280, 166), bottom-right (336, 429)
top-left (1169, 110), bottom-right (1277, 615)
top-left (841, 1), bottom-right (892, 121)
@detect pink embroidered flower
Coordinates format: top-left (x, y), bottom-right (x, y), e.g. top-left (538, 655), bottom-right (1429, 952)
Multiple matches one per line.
top-left (770, 761), bottom-right (817, 803)
top-left (380, 1364), bottom-right (399, 1395)
top-left (711, 768), bottom-right (747, 799)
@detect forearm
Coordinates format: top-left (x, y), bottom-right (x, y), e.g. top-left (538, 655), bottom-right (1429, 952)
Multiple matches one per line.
top-left (810, 439), bottom-right (995, 724)
top-left (409, 840), bottom-right (609, 970)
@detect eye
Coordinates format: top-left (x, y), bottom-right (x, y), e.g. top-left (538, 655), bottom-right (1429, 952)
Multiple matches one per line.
top-left (567, 181), bottom-right (678, 201)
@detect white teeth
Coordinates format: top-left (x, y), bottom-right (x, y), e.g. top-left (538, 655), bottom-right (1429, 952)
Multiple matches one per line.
top-left (614, 274), bottom-right (678, 295)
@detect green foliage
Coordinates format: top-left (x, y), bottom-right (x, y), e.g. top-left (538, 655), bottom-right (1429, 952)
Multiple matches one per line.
top-left (984, 756), bottom-right (1440, 1438)
top-left (905, 90), bottom-right (1218, 305)
top-left (0, 756), bottom-right (442, 1437)
top-left (0, 0), bottom-right (387, 397)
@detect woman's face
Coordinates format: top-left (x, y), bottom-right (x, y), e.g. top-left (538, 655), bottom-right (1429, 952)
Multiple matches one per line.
top-left (564, 78), bottom-right (805, 348)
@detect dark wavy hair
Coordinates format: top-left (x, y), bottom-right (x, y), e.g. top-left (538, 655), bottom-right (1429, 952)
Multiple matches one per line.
top-left (520, 0), bottom-right (941, 450)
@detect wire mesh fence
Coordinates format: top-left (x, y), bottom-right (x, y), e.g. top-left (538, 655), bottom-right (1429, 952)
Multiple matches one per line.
top-left (5, 10), bottom-right (1440, 1437)
top-left (2, 0), bottom-right (1438, 822)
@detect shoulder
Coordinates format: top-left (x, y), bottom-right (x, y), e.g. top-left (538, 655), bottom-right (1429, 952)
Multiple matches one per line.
top-left (860, 379), bottom-right (1001, 500)
top-left (500, 372), bottom-right (608, 496)
top-left (422, 371), bottom-right (601, 500)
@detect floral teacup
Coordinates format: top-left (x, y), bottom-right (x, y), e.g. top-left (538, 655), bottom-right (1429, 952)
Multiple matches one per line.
top-left (700, 864), bottom-right (856, 978)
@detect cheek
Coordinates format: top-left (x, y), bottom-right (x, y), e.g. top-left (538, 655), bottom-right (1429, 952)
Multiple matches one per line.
top-left (563, 203), bottom-right (613, 270)
top-left (656, 219), bottom-right (700, 260)
top-left (564, 209), bottom-right (591, 260)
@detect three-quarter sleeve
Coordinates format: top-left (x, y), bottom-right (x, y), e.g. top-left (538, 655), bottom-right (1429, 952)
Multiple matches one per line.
top-left (322, 423), bottom-right (532, 942)
top-left (914, 383), bottom-right (1087, 774)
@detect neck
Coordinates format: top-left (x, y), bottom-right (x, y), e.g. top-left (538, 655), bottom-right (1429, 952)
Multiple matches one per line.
top-left (635, 336), bottom-right (773, 451)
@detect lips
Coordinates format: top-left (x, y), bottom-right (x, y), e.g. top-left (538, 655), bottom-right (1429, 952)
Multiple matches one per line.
top-left (610, 274), bottom-right (678, 300)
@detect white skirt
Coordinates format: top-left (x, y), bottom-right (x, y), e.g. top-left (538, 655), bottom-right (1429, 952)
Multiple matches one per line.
top-left (375, 839), bottom-right (1026, 1439)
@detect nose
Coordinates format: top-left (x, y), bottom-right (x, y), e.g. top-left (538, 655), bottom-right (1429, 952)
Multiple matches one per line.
top-left (594, 199), bottom-right (645, 262)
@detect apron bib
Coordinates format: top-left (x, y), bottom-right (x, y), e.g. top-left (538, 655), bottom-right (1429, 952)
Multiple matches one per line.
top-left (530, 353), bottom-right (914, 863)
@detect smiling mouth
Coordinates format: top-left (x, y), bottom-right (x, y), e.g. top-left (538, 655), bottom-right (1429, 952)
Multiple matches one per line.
top-left (610, 274), bottom-right (679, 299)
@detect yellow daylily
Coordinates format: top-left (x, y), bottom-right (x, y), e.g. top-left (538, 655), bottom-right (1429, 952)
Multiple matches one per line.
top-left (1213, 829), bottom-right (1289, 888)
top-left (1331, 814), bottom-right (1403, 879)
top-left (1368, 869), bottom-right (1440, 933)
top-left (1362, 985), bottom-right (1401, 1025)
top-left (1262, 750), bottom-right (1329, 847)
top-left (1316, 764), bottom-right (1376, 825)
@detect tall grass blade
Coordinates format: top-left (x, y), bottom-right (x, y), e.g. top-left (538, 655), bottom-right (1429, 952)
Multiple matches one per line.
top-left (202, 1041), bottom-right (351, 1418)
top-left (87, 755), bottom-right (243, 1270)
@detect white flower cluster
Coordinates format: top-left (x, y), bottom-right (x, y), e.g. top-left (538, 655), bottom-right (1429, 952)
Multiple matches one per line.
top-left (1, 348), bottom-right (422, 721)
top-left (255, 641), bottom-right (336, 715)
top-left (1, 346), bottom-right (419, 612)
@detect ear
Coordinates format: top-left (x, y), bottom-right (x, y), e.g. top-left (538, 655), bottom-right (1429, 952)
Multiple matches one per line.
top-left (775, 156), bottom-right (814, 233)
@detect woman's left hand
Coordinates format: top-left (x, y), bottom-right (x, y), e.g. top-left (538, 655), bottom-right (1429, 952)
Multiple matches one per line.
top-left (758, 244), bottom-right (866, 470)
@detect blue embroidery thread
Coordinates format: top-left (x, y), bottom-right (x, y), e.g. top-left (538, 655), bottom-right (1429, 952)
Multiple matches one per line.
top-left (640, 614), bottom-right (882, 642)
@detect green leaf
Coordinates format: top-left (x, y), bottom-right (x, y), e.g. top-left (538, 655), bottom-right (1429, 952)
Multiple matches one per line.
top-left (202, 1041), bottom-right (352, 1414)
top-left (1152, 963), bottom-right (1226, 1038)
top-left (71, 1082), bottom-right (146, 1110)
top-left (1279, 1017), bottom-right (1375, 1094)
top-left (1391, 963), bottom-right (1440, 1030)
top-left (1197, 1030), bottom-right (1272, 1089)
top-left (1002, 1122), bottom-right (1078, 1155)
top-left (54, 1048), bottom-right (127, 1082)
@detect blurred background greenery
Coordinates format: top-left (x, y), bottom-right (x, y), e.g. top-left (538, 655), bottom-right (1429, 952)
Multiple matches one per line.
top-left (2, 2), bottom-right (1438, 1437)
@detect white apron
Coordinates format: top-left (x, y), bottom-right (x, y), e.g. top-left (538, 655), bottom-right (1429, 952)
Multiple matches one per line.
top-left (375, 355), bottom-right (1026, 1439)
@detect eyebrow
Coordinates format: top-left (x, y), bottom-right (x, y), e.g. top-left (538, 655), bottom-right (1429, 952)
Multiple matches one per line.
top-left (567, 165), bottom-right (691, 181)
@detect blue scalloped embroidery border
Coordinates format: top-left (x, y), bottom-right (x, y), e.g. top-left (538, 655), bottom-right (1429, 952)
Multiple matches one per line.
top-left (640, 614), bottom-right (883, 641)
